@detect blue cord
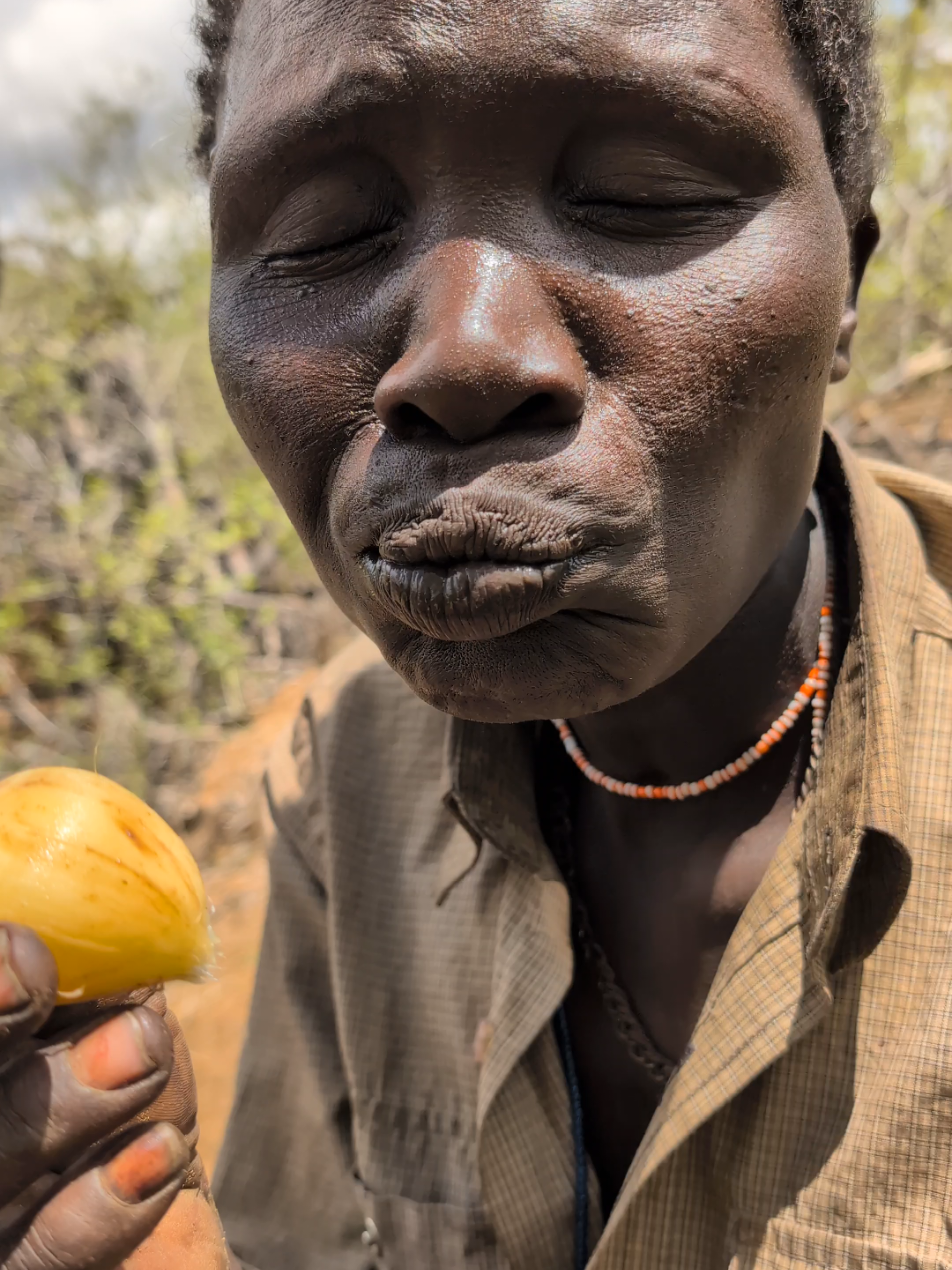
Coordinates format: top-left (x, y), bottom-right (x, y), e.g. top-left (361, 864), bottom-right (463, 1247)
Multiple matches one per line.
top-left (554, 1006), bottom-right (589, 1270)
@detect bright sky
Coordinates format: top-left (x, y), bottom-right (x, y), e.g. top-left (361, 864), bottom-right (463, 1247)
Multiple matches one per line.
top-left (0, 0), bottom-right (196, 228)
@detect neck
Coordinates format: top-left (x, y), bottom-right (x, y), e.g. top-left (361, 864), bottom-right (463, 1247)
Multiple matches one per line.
top-left (570, 500), bottom-right (828, 786)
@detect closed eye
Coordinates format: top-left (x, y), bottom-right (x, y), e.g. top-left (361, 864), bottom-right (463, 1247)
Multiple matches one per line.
top-left (564, 197), bottom-right (744, 242)
top-left (260, 223), bottom-right (403, 280)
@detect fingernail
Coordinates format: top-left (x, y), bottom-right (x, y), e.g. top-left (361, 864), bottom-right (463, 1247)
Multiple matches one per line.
top-left (0, 928), bottom-right (30, 1013)
top-left (69, 1009), bottom-right (166, 1090)
top-left (104, 1124), bottom-right (187, 1204)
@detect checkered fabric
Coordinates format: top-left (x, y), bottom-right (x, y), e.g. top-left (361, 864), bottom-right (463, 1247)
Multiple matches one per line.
top-left (214, 435), bottom-right (952, 1270)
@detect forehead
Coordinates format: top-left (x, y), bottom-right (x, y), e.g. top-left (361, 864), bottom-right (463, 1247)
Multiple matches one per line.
top-left (228, 0), bottom-right (780, 74)
top-left (218, 0), bottom-right (806, 160)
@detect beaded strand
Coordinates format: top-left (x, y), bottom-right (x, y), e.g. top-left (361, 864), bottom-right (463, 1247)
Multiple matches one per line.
top-left (552, 574), bottom-right (834, 802)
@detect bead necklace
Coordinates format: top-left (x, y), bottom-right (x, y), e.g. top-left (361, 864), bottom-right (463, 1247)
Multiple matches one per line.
top-left (545, 554), bottom-right (836, 1086)
top-left (552, 573), bottom-right (834, 802)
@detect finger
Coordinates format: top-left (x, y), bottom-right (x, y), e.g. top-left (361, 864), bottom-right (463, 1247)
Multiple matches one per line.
top-left (0, 1008), bottom-right (172, 1208)
top-left (1, 1123), bottom-right (188, 1270)
top-left (0, 928), bottom-right (58, 1057)
top-left (41, 990), bottom-right (201, 1186)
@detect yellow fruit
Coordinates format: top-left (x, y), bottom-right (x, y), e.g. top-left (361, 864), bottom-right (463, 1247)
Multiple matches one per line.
top-left (0, 766), bottom-right (214, 1003)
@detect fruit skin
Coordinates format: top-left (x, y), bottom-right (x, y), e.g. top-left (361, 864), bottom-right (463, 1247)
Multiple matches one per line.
top-left (0, 767), bottom-right (214, 1003)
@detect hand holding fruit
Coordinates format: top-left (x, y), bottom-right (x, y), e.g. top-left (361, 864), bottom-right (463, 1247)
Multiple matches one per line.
top-left (0, 924), bottom-right (196, 1268)
top-left (0, 769), bottom-right (233, 1269)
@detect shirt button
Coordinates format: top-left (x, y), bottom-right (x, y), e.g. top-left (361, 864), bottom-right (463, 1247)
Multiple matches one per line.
top-left (361, 1216), bottom-right (380, 1249)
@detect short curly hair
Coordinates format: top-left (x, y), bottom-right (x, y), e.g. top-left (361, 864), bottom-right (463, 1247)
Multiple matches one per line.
top-left (192, 0), bottom-right (881, 219)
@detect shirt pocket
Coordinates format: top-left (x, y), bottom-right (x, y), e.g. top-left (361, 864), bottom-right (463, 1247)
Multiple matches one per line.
top-left (732, 1217), bottom-right (944, 1270)
top-left (354, 1177), bottom-right (507, 1270)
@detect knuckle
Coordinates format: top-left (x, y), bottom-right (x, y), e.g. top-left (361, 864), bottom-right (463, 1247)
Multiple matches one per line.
top-left (5, 1217), bottom-right (75, 1270)
top-left (0, 1043), bottom-right (97, 1164)
top-left (0, 1078), bottom-right (49, 1167)
top-left (0, 928), bottom-right (58, 1021)
top-left (0, 1043), bottom-right (150, 1196)
top-left (1, 1169), bottom-right (143, 1270)
top-left (0, 1004), bottom-right (49, 1054)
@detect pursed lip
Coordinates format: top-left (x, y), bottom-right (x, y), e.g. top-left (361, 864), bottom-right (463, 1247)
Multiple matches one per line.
top-left (360, 551), bottom-right (574, 641)
top-left (350, 490), bottom-right (600, 640)
top-left (372, 503), bottom-right (579, 568)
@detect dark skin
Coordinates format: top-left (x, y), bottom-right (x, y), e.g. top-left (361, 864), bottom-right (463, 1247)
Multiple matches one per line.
top-left (0, 0), bottom-right (877, 1263)
top-left (211, 0), bottom-right (855, 720)
top-left (209, 0), bottom-right (874, 1213)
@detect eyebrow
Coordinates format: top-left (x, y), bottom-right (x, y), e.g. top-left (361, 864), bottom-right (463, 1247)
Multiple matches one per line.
top-left (212, 34), bottom-right (803, 221)
top-left (217, 57), bottom-right (415, 175)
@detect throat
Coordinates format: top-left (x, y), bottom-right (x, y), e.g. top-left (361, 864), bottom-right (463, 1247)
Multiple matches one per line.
top-left (538, 722), bottom-right (810, 1217)
top-left (539, 714), bottom-right (807, 1062)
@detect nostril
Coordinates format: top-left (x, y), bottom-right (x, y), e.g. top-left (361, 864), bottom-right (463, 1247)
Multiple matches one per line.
top-left (381, 391), bottom-right (580, 443)
top-left (505, 393), bottom-right (557, 428)
top-left (502, 392), bottom-right (580, 432)
top-left (388, 402), bottom-right (441, 441)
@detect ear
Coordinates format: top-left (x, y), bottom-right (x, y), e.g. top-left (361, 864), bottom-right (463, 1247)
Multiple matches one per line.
top-left (831, 209), bottom-right (880, 383)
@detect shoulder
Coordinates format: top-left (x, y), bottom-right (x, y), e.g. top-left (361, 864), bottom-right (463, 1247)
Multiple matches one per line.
top-left (309, 638), bottom-right (451, 780)
top-left (839, 444), bottom-right (952, 640)
top-left (262, 633), bottom-right (451, 862)
top-left (862, 457), bottom-right (952, 600)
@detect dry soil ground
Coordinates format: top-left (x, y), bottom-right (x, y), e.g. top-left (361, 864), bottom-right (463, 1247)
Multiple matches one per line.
top-left (165, 850), bottom-right (270, 1175)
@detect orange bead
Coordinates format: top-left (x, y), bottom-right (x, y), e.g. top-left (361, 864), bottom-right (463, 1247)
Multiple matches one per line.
top-left (551, 563), bottom-right (834, 802)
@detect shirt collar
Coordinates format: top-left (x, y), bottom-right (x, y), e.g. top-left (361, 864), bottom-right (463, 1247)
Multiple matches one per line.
top-left (444, 716), bottom-right (550, 876)
top-left (443, 432), bottom-right (915, 968)
top-left (805, 434), bottom-right (913, 973)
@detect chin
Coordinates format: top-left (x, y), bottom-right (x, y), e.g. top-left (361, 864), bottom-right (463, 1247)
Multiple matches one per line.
top-left (377, 611), bottom-right (671, 723)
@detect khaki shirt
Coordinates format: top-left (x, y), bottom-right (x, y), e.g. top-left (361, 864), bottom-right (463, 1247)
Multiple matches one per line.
top-left (214, 437), bottom-right (952, 1270)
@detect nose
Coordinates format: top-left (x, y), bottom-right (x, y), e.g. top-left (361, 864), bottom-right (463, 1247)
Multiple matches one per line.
top-left (374, 243), bottom-right (586, 444)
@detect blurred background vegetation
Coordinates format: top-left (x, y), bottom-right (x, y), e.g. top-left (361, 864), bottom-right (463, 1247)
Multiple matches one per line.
top-left (0, 0), bottom-right (950, 824)
top-left (0, 94), bottom-right (354, 831)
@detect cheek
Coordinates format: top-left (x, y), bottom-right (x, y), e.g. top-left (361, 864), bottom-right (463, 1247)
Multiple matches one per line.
top-left (209, 268), bottom-right (380, 544)
top-left (613, 204), bottom-right (848, 450)
top-left (707, 203), bottom-right (849, 426)
top-left (551, 195), bottom-right (849, 656)
top-left (684, 203), bottom-right (849, 535)
top-left (595, 197), bottom-right (846, 480)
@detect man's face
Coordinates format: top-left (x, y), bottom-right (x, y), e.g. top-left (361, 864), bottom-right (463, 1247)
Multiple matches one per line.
top-left (209, 0), bottom-right (852, 723)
